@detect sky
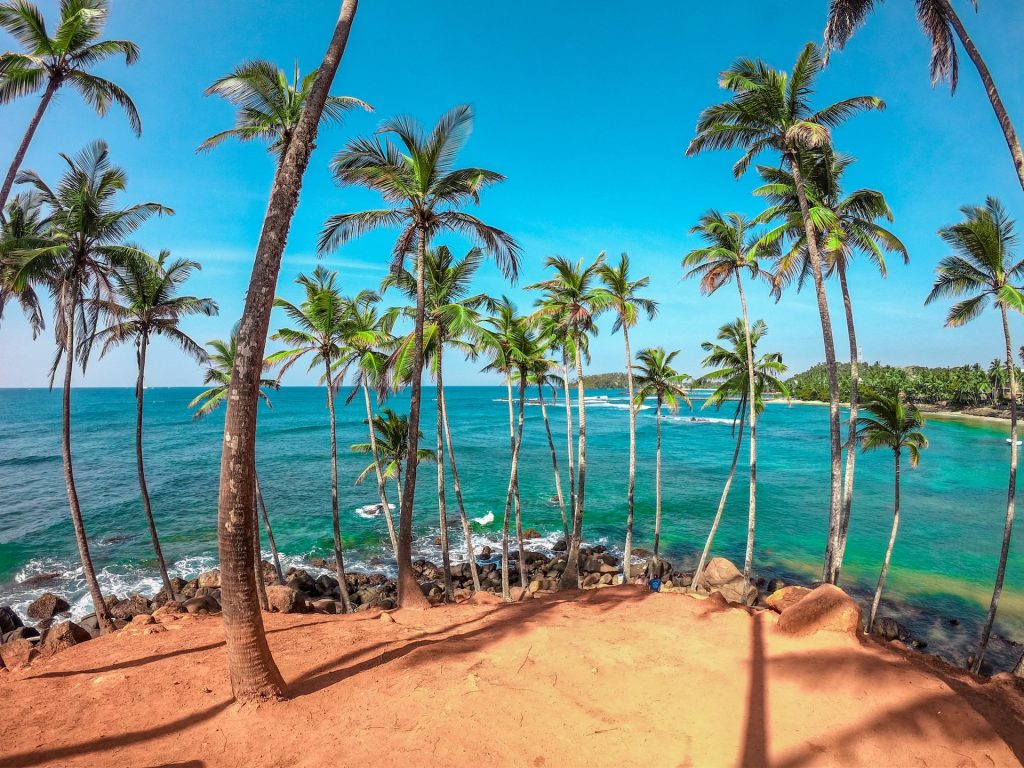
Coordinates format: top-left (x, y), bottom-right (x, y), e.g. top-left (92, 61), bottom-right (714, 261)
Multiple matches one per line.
top-left (1, 0), bottom-right (1023, 387)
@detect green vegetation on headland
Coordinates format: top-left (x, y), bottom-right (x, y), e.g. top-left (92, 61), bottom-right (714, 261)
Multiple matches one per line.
top-left (572, 372), bottom-right (630, 390)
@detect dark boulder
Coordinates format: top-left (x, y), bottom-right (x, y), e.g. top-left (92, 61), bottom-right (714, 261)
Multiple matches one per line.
top-left (40, 621), bottom-right (92, 656)
top-left (767, 578), bottom-right (786, 594)
top-left (266, 585), bottom-right (303, 614)
top-left (522, 528), bottom-right (542, 540)
top-left (3, 626), bottom-right (39, 643)
top-left (27, 592), bottom-right (70, 621)
top-left (552, 539), bottom-right (567, 552)
top-left (0, 606), bottom-right (24, 634)
top-left (871, 616), bottom-right (909, 643)
top-left (183, 595), bottom-right (220, 615)
top-left (18, 572), bottom-right (63, 588)
top-left (287, 569), bottom-right (317, 595)
top-left (110, 594), bottom-right (151, 620)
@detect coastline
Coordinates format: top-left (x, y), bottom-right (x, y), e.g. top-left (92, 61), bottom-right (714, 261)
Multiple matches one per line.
top-left (770, 397), bottom-right (1015, 425)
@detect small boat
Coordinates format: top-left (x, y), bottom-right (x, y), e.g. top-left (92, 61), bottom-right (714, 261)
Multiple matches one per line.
top-left (1007, 439), bottom-right (1022, 446)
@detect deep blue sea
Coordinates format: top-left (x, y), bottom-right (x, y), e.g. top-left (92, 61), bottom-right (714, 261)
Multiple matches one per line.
top-left (0, 386), bottom-right (1021, 669)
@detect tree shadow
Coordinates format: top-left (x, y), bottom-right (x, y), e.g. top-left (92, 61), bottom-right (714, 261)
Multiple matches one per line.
top-left (25, 640), bottom-right (226, 680)
top-left (739, 611), bottom-right (768, 768)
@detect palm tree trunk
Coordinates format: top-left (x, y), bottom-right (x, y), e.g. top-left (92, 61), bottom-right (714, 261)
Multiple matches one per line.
top-left (324, 360), bottom-right (352, 613)
top-left (868, 451), bottom-right (901, 631)
top-left (435, 364), bottom-right (454, 601)
top-left (62, 302), bottom-right (115, 634)
top-left (505, 375), bottom-right (524, 579)
top-left (514, 373), bottom-right (528, 589)
top-left (215, 0), bottom-right (358, 702)
top-left (501, 371), bottom-right (528, 600)
top-left (135, 336), bottom-right (174, 598)
top-left (735, 273), bottom-right (758, 597)
top-left (253, 502), bottom-right (269, 612)
top-left (935, 0), bottom-right (1024, 192)
top-left (395, 226), bottom-right (431, 609)
top-left (560, 343), bottom-right (588, 590)
top-left (972, 306), bottom-right (1019, 673)
top-left (623, 324), bottom-right (637, 581)
top-left (538, 383), bottom-right (569, 541)
top-left (362, 376), bottom-right (399, 559)
top-left (653, 399), bottom-right (663, 561)
top-left (439, 360), bottom-right (481, 591)
top-left (254, 474), bottom-right (284, 585)
top-left (0, 78), bottom-right (58, 217)
top-left (692, 405), bottom-right (747, 590)
top-left (833, 260), bottom-right (860, 581)
top-left (562, 356), bottom-right (576, 536)
top-left (789, 152), bottom-right (843, 584)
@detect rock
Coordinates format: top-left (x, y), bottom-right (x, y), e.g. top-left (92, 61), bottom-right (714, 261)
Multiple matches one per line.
top-left (582, 573), bottom-right (601, 588)
top-left (152, 602), bottom-right (186, 620)
top-left (197, 569), bottom-right (221, 589)
top-left (110, 594), bottom-right (151, 620)
top-left (78, 613), bottom-right (100, 637)
top-left (522, 528), bottom-right (542, 540)
top-left (311, 599), bottom-right (338, 615)
top-left (509, 586), bottom-right (529, 602)
top-left (183, 596), bottom-right (220, 615)
top-left (315, 574), bottom-right (339, 596)
top-left (18, 572), bottom-right (63, 588)
top-left (27, 592), bottom-right (71, 621)
top-left (765, 586), bottom-right (812, 613)
top-left (131, 614), bottom-right (155, 626)
top-left (643, 558), bottom-right (673, 582)
top-left (552, 539), bottom-right (567, 552)
top-left (3, 626), bottom-right (39, 643)
top-left (766, 578), bottom-right (786, 593)
top-left (0, 606), bottom-right (24, 634)
top-left (777, 584), bottom-right (862, 637)
top-left (871, 616), bottom-right (908, 642)
top-left (701, 557), bottom-right (743, 588)
top-left (380, 612), bottom-right (395, 623)
top-left (40, 621), bottom-right (92, 655)
top-left (528, 579), bottom-right (542, 594)
top-left (948, 618), bottom-right (961, 627)
top-left (0, 639), bottom-right (37, 668)
top-left (266, 585), bottom-right (303, 614)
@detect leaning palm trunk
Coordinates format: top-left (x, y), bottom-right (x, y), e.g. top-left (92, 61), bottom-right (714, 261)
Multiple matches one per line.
top-left (623, 325), bottom-right (638, 581)
top-left (501, 372), bottom-right (528, 600)
top-left (438, 357), bottom-right (481, 591)
top-left (505, 376), bottom-right (527, 586)
top-left (215, 0), bottom-right (358, 702)
top-left (62, 303), bottom-right (115, 634)
top-left (868, 450), bottom-right (901, 630)
top-left (736, 272), bottom-right (758, 596)
top-left (834, 261), bottom-right (860, 579)
top-left (562, 357), bottom-right (576, 533)
top-left (135, 336), bottom-right (174, 598)
top-left (324, 362), bottom-right (353, 613)
top-left (653, 397), bottom-right (664, 561)
top-left (972, 306), bottom-right (1019, 673)
top-left (538, 383), bottom-right (569, 541)
top-left (253, 509), bottom-right (269, 612)
top-left (790, 154), bottom-right (843, 583)
top-left (560, 345), bottom-right (588, 589)
top-left (435, 369), bottom-right (455, 601)
top-left (254, 474), bottom-right (284, 584)
top-left (361, 376), bottom-right (399, 559)
top-left (0, 79), bottom-right (58, 216)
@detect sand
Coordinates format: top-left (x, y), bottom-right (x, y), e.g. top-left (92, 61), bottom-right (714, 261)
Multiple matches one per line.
top-left (1, 587), bottom-right (1022, 767)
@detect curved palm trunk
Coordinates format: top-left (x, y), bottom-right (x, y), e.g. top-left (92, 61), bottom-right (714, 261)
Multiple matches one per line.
top-left (560, 344), bottom-right (588, 590)
top-left (538, 383), bottom-right (569, 541)
top-left (514, 377), bottom-right (528, 589)
top-left (736, 273), bottom-right (758, 596)
top-left (254, 474), bottom-right (284, 584)
top-left (253, 506), bottom-right (269, 612)
top-left (438, 359), bottom-right (481, 591)
top-left (833, 260), bottom-right (860, 581)
top-left (505, 376), bottom-right (526, 583)
top-left (623, 325), bottom-right (638, 581)
top-left (868, 451), bottom-right (900, 631)
top-left (324, 361), bottom-right (352, 613)
top-left (501, 371), bottom-right (528, 601)
top-left (362, 376), bottom-right (399, 559)
top-left (972, 306), bottom-right (1018, 673)
top-left (135, 336), bottom-right (174, 598)
top-left (653, 399), bottom-right (663, 561)
top-left (563, 357), bottom-right (576, 535)
top-left (62, 303), bottom-right (115, 634)
top-left (0, 79), bottom-right (58, 217)
top-left (435, 367), bottom-right (454, 601)
top-left (692, 405), bottom-right (747, 590)
top-left (790, 154), bottom-right (843, 584)
top-left (215, 0), bottom-right (358, 702)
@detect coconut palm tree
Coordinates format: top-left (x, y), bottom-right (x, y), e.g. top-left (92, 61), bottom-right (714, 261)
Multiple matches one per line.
top-left (267, 266), bottom-right (354, 612)
top-left (527, 255), bottom-right (611, 589)
top-left (925, 196), bottom-right (1023, 674)
top-left (632, 348), bottom-right (691, 566)
top-left (684, 211), bottom-right (770, 596)
top-left (988, 357), bottom-right (1007, 403)
top-left (0, 0), bottom-right (140, 214)
top-left (0, 192), bottom-right (46, 336)
top-left (687, 42), bottom-right (885, 583)
top-left (319, 104), bottom-right (519, 608)
top-left (351, 408), bottom-right (435, 507)
top-left (856, 388), bottom-right (928, 631)
top-left (823, 0), bottom-right (1024, 193)
top-left (599, 253), bottom-right (658, 581)
top-left (188, 324), bottom-right (284, 586)
top-left (11, 141), bottom-right (169, 635)
top-left (199, 59), bottom-right (370, 156)
top-left (691, 320), bottom-right (789, 593)
top-left (92, 250), bottom-right (217, 599)
top-left (755, 149), bottom-right (908, 580)
top-left (529, 364), bottom-right (569, 542)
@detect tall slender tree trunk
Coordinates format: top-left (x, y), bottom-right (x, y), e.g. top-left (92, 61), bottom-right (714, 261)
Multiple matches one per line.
top-left (254, 474), bottom-right (284, 584)
top-left (736, 272), bottom-right (758, 597)
top-left (501, 371), bottom-right (528, 601)
top-left (562, 356), bottom-right (576, 536)
top-left (936, 0), bottom-right (1024, 192)
top-left (868, 451), bottom-right (901, 631)
top-left (789, 153), bottom-right (843, 583)
top-left (436, 365), bottom-right (454, 601)
top-left (215, 0), bottom-right (358, 702)
top-left (514, 374), bottom-right (528, 588)
top-left (505, 375), bottom-right (525, 584)
top-left (972, 306), bottom-right (1018, 673)
top-left (253, 506), bottom-right (269, 612)
top-left (560, 344), bottom-right (588, 590)
top-left (438, 360), bottom-right (481, 591)
top-left (135, 336), bottom-right (174, 598)
top-left (653, 399), bottom-right (663, 561)
top-left (622, 325), bottom-right (638, 581)
top-left (362, 376), bottom-right (399, 559)
top-left (396, 227), bottom-right (431, 609)
top-left (61, 302), bottom-right (115, 634)
top-left (325, 361), bottom-right (352, 613)
top-left (833, 260), bottom-right (860, 581)
top-left (538, 383), bottom-right (569, 541)
top-left (0, 78), bottom-right (58, 217)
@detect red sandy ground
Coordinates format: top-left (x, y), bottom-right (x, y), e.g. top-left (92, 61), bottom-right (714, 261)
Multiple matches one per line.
top-left (1, 587), bottom-right (1022, 768)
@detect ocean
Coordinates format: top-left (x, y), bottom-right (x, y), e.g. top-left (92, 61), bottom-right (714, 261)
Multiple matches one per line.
top-left (0, 385), bottom-right (1021, 669)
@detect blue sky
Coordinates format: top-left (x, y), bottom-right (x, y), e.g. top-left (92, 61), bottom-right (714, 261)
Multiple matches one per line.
top-left (1, 0), bottom-right (1023, 387)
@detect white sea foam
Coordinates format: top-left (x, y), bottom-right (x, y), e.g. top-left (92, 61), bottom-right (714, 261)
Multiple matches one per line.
top-left (354, 502), bottom-right (395, 519)
top-left (472, 511), bottom-right (494, 525)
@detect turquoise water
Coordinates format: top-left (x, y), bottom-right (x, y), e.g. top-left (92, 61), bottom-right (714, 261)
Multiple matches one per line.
top-left (0, 386), bottom-right (1021, 668)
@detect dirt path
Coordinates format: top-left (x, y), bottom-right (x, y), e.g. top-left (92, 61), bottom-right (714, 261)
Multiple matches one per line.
top-left (1, 587), bottom-right (1021, 767)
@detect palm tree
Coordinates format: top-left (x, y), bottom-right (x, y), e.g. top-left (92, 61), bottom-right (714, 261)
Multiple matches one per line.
top-left (267, 266), bottom-right (354, 613)
top-left (199, 59), bottom-right (370, 156)
top-left (528, 255), bottom-right (610, 589)
top-left (687, 42), bottom-right (885, 583)
top-left (684, 211), bottom-right (770, 596)
top-left (11, 141), bottom-right (169, 635)
top-left (0, 192), bottom-right (45, 336)
top-left (0, 0), bottom-right (140, 214)
top-left (529, 364), bottom-right (569, 542)
top-left (382, 246), bottom-right (492, 595)
top-left (202, 1), bottom-right (359, 701)
top-left (755, 149), bottom-right (908, 580)
top-left (351, 408), bottom-right (435, 511)
top-left (188, 324), bottom-right (284, 586)
top-left (632, 348), bottom-right (691, 566)
top-left (599, 253), bottom-right (658, 581)
top-left (823, 0), bottom-right (1024, 193)
top-left (988, 357), bottom-right (1006, 403)
top-left (319, 104), bottom-right (520, 608)
top-left (856, 388), bottom-right (928, 631)
top-left (92, 251), bottom-right (217, 599)
top-left (691, 320), bottom-right (789, 593)
top-left (925, 196), bottom-right (1022, 674)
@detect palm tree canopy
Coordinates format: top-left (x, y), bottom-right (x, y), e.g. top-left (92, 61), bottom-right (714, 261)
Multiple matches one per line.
top-left (527, 254), bottom-right (612, 344)
top-left (188, 322), bottom-right (279, 420)
top-left (684, 210), bottom-right (774, 294)
top-left (350, 407), bottom-right (435, 483)
top-left (857, 388), bottom-right (929, 466)
top-left (699, 318), bottom-right (790, 417)
top-left (0, 191), bottom-right (47, 336)
top-left (598, 251), bottom-right (658, 332)
top-left (0, 0), bottom-right (141, 133)
top-left (925, 197), bottom-right (1023, 327)
top-left (199, 59), bottom-right (371, 156)
top-left (632, 346), bottom-right (693, 414)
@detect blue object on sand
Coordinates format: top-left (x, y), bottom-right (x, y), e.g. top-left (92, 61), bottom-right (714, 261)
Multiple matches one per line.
top-left (650, 577), bottom-right (662, 593)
